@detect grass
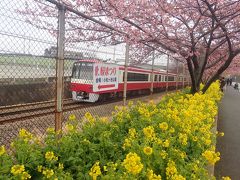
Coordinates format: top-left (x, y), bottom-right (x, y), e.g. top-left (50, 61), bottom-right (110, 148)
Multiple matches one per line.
top-left (0, 54), bottom-right (76, 70)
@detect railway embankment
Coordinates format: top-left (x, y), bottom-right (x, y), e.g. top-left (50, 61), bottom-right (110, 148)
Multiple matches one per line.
top-left (0, 81), bottom-right (71, 106)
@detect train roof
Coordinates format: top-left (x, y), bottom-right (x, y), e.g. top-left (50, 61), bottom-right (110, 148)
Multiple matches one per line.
top-left (77, 59), bottom-right (177, 75)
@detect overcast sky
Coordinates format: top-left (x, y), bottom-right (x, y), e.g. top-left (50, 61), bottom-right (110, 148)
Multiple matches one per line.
top-left (0, 0), bottom-right (172, 67)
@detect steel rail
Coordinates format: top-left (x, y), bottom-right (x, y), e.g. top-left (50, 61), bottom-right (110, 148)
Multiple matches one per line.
top-left (0, 98), bottom-right (72, 111)
top-left (0, 90), bottom-right (175, 125)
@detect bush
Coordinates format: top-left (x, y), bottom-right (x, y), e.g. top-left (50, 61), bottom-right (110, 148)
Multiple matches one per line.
top-left (0, 81), bottom-right (227, 179)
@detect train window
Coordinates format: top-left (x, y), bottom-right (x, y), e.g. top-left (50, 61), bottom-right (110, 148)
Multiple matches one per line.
top-left (72, 63), bottom-right (80, 79)
top-left (161, 75), bottom-right (165, 82)
top-left (159, 75), bottom-right (162, 82)
top-left (154, 75), bottom-right (158, 81)
top-left (124, 72), bottom-right (149, 81)
top-left (72, 62), bottom-right (93, 80)
top-left (165, 76), bottom-right (175, 81)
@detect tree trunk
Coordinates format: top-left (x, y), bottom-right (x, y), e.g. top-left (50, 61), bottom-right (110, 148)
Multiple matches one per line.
top-left (190, 73), bottom-right (201, 94)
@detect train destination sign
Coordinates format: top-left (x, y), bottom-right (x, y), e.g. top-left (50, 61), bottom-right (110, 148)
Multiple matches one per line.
top-left (93, 63), bottom-right (119, 92)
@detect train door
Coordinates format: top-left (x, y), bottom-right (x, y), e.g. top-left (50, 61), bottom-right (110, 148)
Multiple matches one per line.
top-left (154, 74), bottom-right (158, 91)
top-left (161, 75), bottom-right (166, 90)
top-left (158, 75), bottom-right (161, 90)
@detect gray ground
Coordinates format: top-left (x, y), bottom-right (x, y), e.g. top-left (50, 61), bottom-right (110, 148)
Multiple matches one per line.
top-left (215, 86), bottom-right (240, 180)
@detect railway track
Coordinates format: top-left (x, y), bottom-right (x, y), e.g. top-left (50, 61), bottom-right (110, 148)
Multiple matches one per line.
top-left (0, 91), bottom-right (173, 125)
top-left (0, 99), bottom-right (84, 124)
top-left (0, 96), bottom-right (127, 124)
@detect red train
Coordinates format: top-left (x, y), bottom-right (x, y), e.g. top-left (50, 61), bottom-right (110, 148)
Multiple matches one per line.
top-left (70, 59), bottom-right (187, 102)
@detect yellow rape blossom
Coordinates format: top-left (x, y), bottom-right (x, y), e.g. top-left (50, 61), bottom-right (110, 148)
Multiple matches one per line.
top-left (58, 163), bottom-right (64, 170)
top-left (37, 165), bottom-right (43, 172)
top-left (122, 138), bottom-right (131, 150)
top-left (104, 162), bottom-right (118, 172)
top-left (45, 151), bottom-right (58, 161)
top-left (179, 133), bottom-right (188, 146)
top-left (11, 165), bottom-right (25, 175)
top-left (155, 138), bottom-right (162, 145)
top-left (42, 168), bottom-right (54, 178)
top-left (217, 131), bottom-right (225, 137)
top-left (85, 112), bottom-right (95, 125)
top-left (129, 128), bottom-right (137, 139)
top-left (122, 152), bottom-right (143, 175)
top-left (111, 162), bottom-right (118, 171)
top-left (103, 166), bottom-right (108, 172)
top-left (192, 136), bottom-right (198, 142)
top-left (205, 139), bottom-right (212, 146)
top-left (171, 174), bottom-right (186, 180)
top-left (143, 126), bottom-right (155, 140)
top-left (68, 114), bottom-right (76, 121)
top-left (222, 177), bottom-right (231, 180)
top-left (159, 122), bottom-right (168, 131)
top-left (46, 127), bottom-right (55, 134)
top-left (202, 150), bottom-right (220, 165)
top-left (166, 160), bottom-right (177, 177)
top-left (160, 150), bottom-right (168, 159)
top-left (100, 117), bottom-right (109, 123)
top-left (66, 124), bottom-right (74, 132)
top-left (82, 138), bottom-right (91, 144)
top-left (10, 142), bottom-right (15, 148)
top-left (0, 145), bottom-right (6, 156)
top-left (163, 140), bottom-right (170, 147)
top-left (19, 129), bottom-right (33, 142)
top-left (89, 161), bottom-right (101, 180)
top-left (147, 169), bottom-right (162, 180)
top-left (128, 101), bottom-right (133, 107)
top-left (143, 146), bottom-right (153, 155)
top-left (180, 151), bottom-right (186, 159)
top-left (21, 172), bottom-right (31, 180)
top-left (169, 127), bottom-right (175, 133)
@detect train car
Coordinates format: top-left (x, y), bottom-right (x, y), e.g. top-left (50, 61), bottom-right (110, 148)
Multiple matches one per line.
top-left (70, 59), bottom-right (185, 102)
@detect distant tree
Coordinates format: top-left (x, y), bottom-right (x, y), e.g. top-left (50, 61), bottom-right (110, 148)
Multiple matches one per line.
top-left (19, 0), bottom-right (240, 93)
top-left (44, 48), bottom-right (50, 56)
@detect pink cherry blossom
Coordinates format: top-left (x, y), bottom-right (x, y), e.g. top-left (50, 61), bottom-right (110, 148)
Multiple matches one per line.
top-left (18, 0), bottom-right (240, 93)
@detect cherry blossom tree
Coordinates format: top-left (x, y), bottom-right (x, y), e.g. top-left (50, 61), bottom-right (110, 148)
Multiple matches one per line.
top-left (19, 0), bottom-right (240, 93)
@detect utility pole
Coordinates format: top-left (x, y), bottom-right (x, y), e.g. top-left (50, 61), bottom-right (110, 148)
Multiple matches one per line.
top-left (123, 44), bottom-right (129, 106)
top-left (55, 5), bottom-right (65, 132)
top-left (182, 63), bottom-right (185, 88)
top-left (113, 46), bottom-right (116, 62)
top-left (150, 50), bottom-right (155, 95)
top-left (166, 55), bottom-right (169, 92)
top-left (176, 60), bottom-right (179, 90)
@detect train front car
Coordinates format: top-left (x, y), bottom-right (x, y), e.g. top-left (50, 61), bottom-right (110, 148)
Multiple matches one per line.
top-left (70, 60), bottom-right (99, 102)
top-left (70, 60), bottom-right (119, 102)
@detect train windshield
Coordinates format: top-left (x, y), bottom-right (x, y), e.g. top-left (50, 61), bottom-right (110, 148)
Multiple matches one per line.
top-left (72, 62), bottom-right (93, 80)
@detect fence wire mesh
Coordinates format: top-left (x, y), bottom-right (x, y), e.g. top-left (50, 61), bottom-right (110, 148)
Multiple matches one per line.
top-left (0, 0), bottom-right (188, 147)
top-left (0, 0), bottom-right (58, 146)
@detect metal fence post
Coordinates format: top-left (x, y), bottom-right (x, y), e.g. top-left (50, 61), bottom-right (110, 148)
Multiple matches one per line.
top-left (55, 5), bottom-right (65, 132)
top-left (166, 55), bottom-right (169, 92)
top-left (123, 44), bottom-right (129, 106)
top-left (182, 64), bottom-right (185, 88)
top-left (150, 50), bottom-right (155, 95)
top-left (176, 60), bottom-right (179, 90)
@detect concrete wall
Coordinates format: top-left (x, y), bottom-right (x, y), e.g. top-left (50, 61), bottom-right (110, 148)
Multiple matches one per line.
top-left (0, 82), bottom-right (71, 106)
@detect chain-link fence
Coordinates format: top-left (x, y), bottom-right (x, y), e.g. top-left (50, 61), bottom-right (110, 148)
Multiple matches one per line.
top-left (0, 0), bottom-right (189, 147)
